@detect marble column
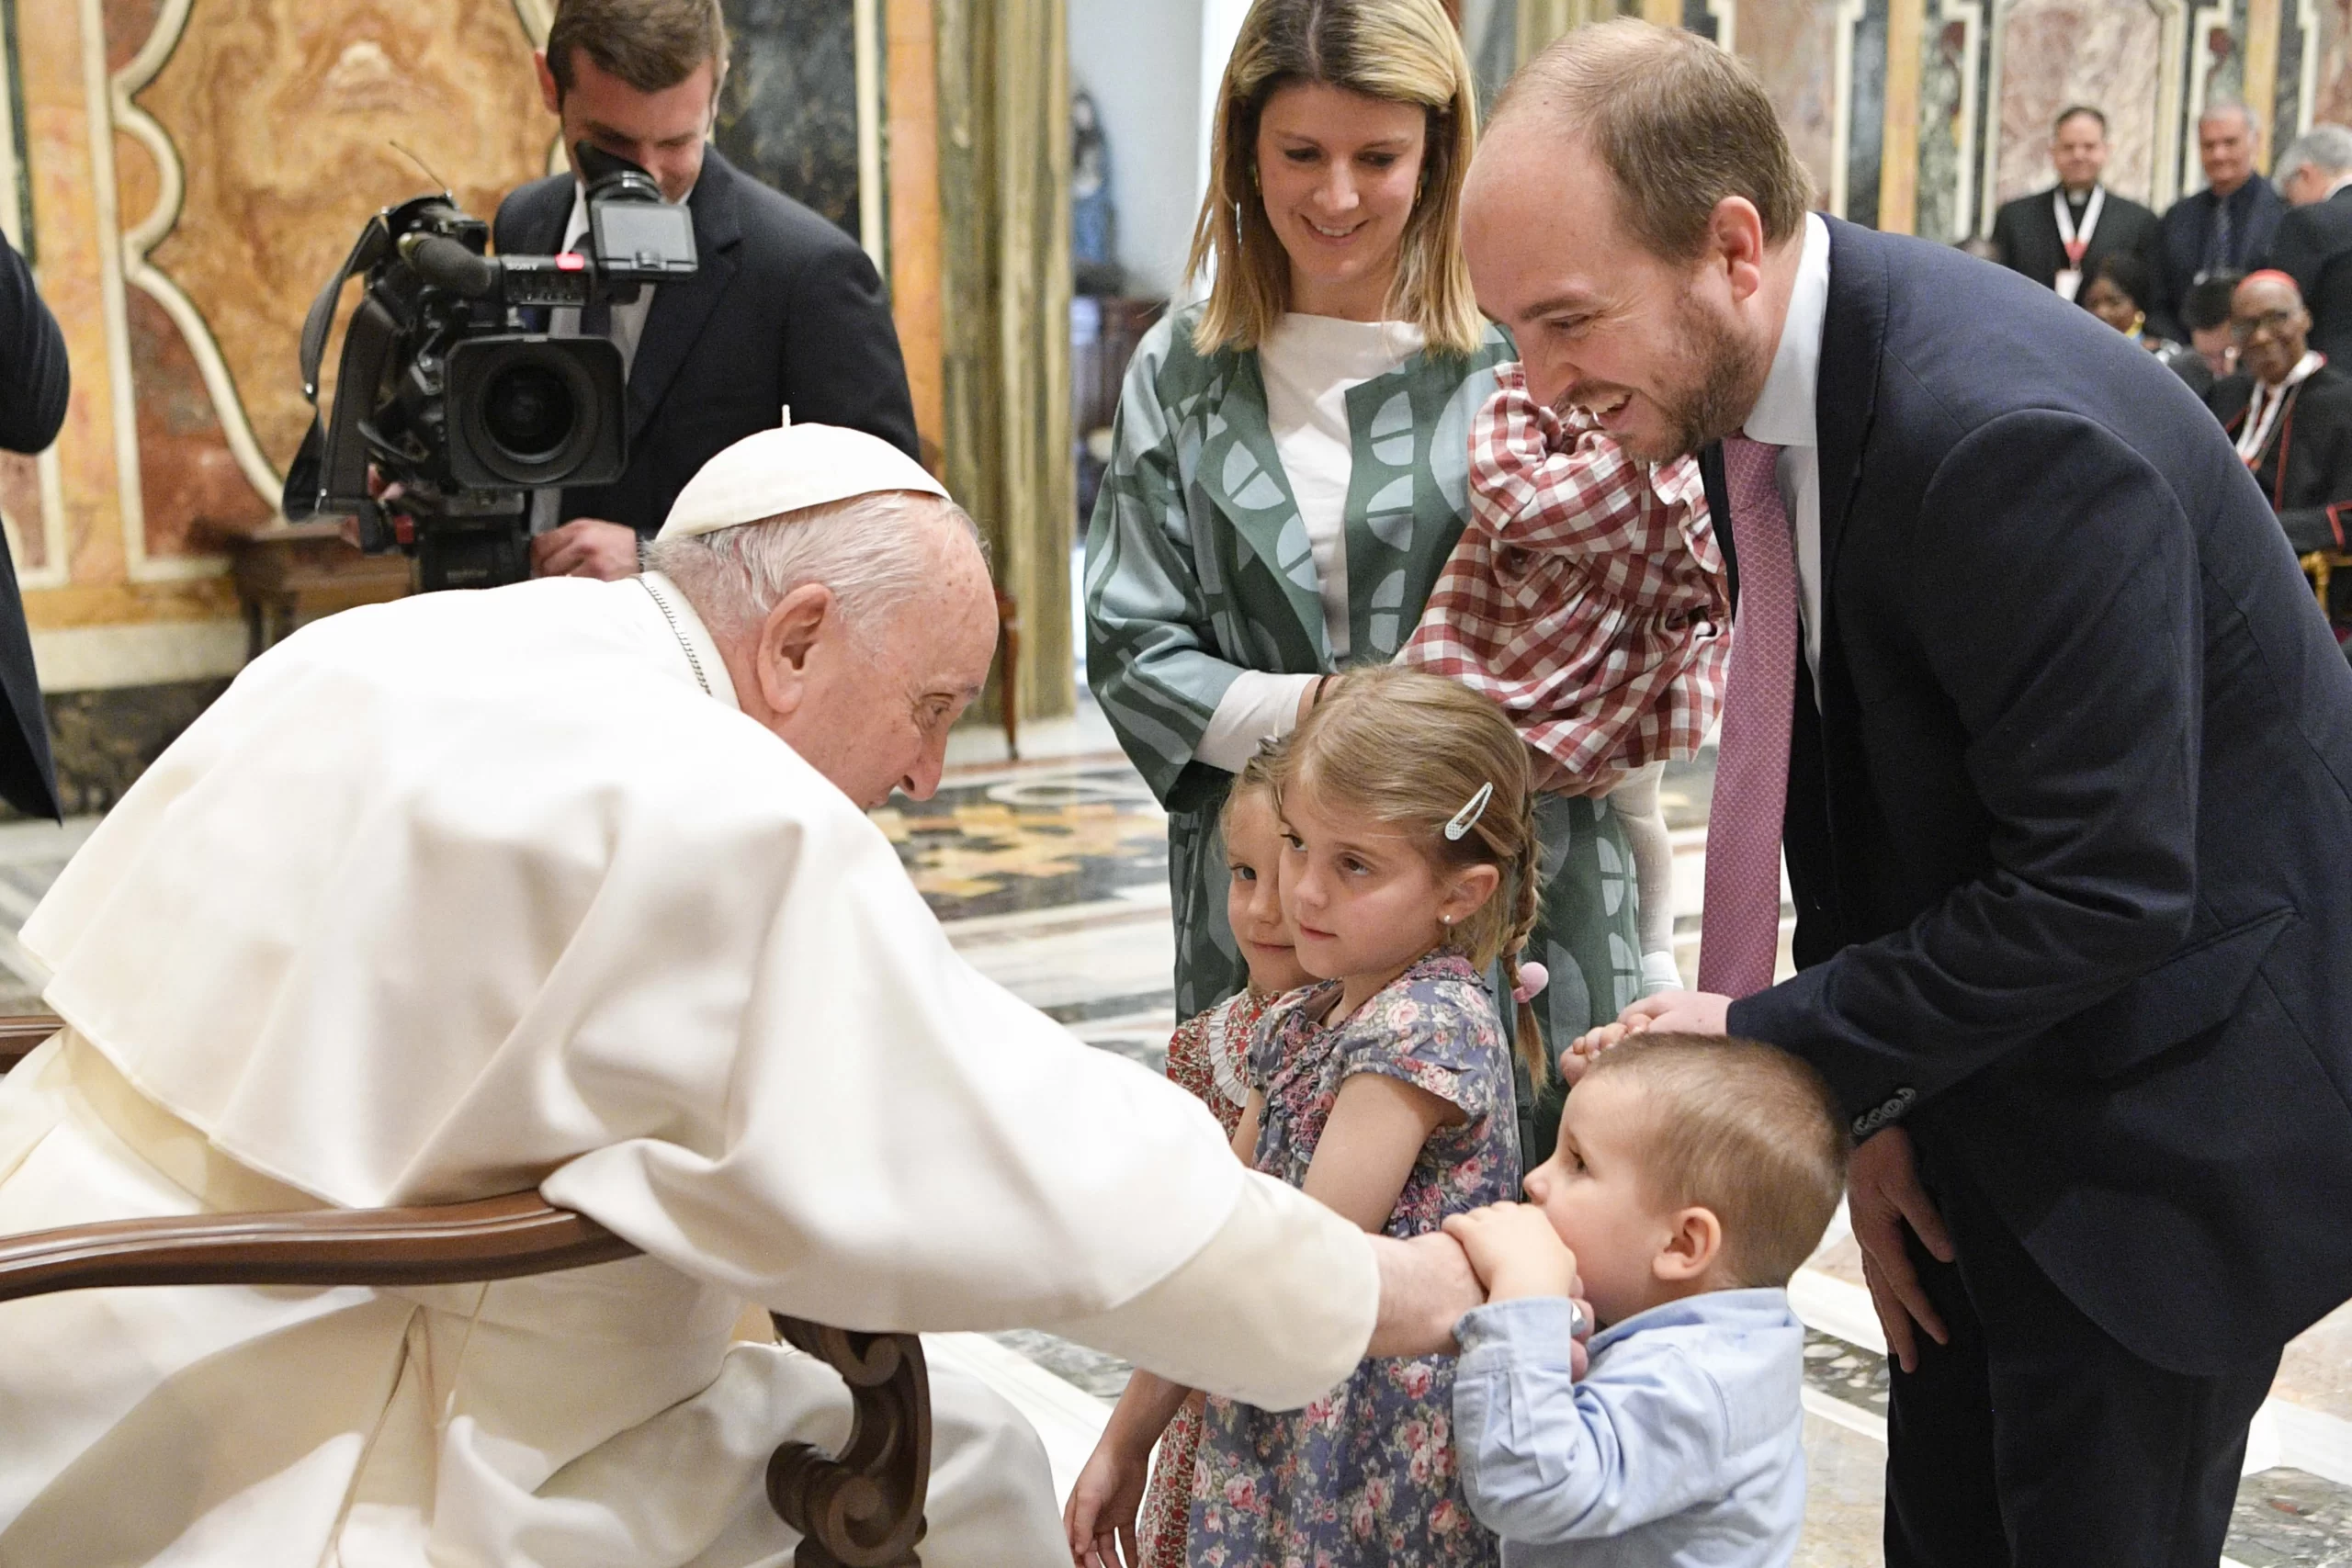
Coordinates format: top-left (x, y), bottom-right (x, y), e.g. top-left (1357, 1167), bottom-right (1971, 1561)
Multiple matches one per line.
top-left (936, 0), bottom-right (1074, 724)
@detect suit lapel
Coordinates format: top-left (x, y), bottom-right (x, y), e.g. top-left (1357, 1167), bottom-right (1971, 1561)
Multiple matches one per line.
top-left (626, 148), bottom-right (745, 444)
top-left (1815, 219), bottom-right (1887, 593)
top-left (506, 176), bottom-right (572, 255)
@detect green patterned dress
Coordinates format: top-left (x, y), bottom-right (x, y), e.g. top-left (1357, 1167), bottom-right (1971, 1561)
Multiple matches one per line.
top-left (1082, 306), bottom-right (1642, 1157)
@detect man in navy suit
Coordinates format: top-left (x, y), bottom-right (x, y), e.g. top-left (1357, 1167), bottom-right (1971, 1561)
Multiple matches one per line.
top-left (497, 0), bottom-right (920, 580)
top-left (1468, 21), bottom-right (2352, 1564)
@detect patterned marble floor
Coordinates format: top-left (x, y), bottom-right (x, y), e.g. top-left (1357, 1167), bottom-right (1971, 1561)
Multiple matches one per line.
top-left (0, 709), bottom-right (2347, 1562)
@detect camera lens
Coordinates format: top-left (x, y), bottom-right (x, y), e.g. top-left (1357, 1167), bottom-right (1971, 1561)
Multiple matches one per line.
top-left (481, 363), bottom-right (577, 461)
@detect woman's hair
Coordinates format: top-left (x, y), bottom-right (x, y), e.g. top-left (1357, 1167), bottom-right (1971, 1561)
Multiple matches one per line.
top-left (2092, 250), bottom-right (2153, 312)
top-left (1186, 0), bottom-right (1483, 357)
top-left (1275, 666), bottom-right (1550, 1079)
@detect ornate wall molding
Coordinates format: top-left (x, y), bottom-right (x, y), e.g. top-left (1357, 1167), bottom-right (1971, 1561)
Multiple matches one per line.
top-left (2184, 0), bottom-right (2238, 192)
top-left (1977, 0), bottom-right (2187, 234)
top-left (112, 0), bottom-right (275, 572)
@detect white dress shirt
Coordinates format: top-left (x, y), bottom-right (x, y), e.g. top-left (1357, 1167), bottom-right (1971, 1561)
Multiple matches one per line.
top-left (1741, 213), bottom-right (1833, 688)
top-left (1193, 315), bottom-right (1421, 771)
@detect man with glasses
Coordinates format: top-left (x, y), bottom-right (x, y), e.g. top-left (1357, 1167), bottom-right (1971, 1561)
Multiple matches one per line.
top-left (2208, 269), bottom-right (2352, 639)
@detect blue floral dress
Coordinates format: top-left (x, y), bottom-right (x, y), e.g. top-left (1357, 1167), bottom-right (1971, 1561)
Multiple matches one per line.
top-left (1189, 953), bottom-right (1519, 1566)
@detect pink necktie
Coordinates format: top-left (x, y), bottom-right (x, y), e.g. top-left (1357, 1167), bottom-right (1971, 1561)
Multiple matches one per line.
top-left (1698, 435), bottom-right (1797, 998)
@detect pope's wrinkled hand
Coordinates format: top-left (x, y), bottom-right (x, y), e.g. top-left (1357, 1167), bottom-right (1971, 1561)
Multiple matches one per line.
top-left (1365, 1231), bottom-right (1486, 1357)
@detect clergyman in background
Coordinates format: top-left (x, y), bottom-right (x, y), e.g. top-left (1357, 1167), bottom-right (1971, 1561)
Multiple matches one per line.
top-left (1989, 106), bottom-right (2158, 305)
top-left (2208, 269), bottom-right (2352, 640)
top-left (2262, 122), bottom-right (2352, 366)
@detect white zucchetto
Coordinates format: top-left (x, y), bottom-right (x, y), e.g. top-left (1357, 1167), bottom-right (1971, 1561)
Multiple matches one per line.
top-left (656, 423), bottom-right (948, 541)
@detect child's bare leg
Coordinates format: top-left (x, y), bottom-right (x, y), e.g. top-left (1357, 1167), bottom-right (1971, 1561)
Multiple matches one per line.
top-left (1607, 762), bottom-right (1683, 995)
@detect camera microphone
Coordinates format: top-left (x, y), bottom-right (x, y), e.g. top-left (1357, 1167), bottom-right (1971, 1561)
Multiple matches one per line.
top-left (401, 233), bottom-right (501, 299)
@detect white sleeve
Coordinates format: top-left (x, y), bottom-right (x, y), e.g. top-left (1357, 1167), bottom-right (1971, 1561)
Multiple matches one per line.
top-left (1193, 670), bottom-right (1319, 773)
top-left (539, 790), bottom-right (1374, 1411)
top-left (1047, 1170), bottom-right (1378, 1409)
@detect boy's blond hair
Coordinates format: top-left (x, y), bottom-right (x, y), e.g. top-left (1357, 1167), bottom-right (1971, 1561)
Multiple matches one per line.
top-left (1582, 1032), bottom-right (1849, 1288)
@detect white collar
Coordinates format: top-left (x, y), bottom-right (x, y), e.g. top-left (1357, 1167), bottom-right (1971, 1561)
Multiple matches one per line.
top-left (1744, 212), bottom-right (1830, 449)
top-left (636, 571), bottom-right (741, 712)
top-left (2328, 172), bottom-right (2352, 200)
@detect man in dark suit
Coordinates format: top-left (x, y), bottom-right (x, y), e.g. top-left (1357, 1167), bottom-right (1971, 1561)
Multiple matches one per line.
top-left (0, 226), bottom-right (64, 819)
top-left (1989, 105), bottom-right (2159, 305)
top-left (499, 0), bottom-right (920, 580)
top-left (1469, 21), bottom-right (2352, 1565)
top-left (2261, 123), bottom-right (2352, 365)
top-left (2151, 103), bottom-right (2288, 341)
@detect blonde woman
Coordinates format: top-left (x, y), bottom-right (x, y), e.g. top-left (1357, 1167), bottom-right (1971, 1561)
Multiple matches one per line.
top-left (1084, 0), bottom-right (1643, 1159)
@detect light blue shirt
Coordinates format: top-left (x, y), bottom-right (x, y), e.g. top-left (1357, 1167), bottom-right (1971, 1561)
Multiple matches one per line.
top-left (1452, 1289), bottom-right (1807, 1567)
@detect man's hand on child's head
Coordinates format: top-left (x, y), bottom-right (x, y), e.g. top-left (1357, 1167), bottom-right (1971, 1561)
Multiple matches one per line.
top-left (1443, 1202), bottom-right (1580, 1303)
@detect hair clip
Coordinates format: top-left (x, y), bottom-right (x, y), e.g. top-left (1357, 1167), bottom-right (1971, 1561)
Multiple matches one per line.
top-left (1443, 782), bottom-right (1494, 841)
top-left (1512, 960), bottom-right (1551, 1005)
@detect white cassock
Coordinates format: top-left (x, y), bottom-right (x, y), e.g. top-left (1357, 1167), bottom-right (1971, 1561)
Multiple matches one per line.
top-left (0, 573), bottom-right (1376, 1566)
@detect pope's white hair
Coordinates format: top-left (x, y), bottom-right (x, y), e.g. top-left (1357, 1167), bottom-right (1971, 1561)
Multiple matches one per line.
top-left (645, 490), bottom-right (985, 643)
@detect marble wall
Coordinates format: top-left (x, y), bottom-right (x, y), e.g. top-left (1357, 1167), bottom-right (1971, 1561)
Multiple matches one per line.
top-left (1541, 0), bottom-right (2318, 243)
top-left (716, 0), bottom-right (862, 237)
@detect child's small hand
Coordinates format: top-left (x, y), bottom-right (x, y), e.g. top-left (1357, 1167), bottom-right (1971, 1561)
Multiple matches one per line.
top-left (1559, 1018), bottom-right (1646, 1082)
top-left (1442, 1202), bottom-right (1580, 1303)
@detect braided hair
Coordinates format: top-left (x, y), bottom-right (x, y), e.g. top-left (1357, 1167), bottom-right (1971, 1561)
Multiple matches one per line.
top-left (1277, 665), bottom-right (1552, 1081)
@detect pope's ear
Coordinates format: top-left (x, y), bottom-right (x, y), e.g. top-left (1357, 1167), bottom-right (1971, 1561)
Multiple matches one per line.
top-left (754, 583), bottom-right (835, 717)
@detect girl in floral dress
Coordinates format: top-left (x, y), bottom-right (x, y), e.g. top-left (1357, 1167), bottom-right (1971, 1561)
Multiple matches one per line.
top-left (1065, 747), bottom-right (1316, 1568)
top-left (1066, 666), bottom-right (1541, 1568)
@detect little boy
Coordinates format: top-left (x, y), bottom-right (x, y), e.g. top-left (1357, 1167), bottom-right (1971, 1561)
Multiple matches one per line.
top-left (1442, 1032), bottom-right (1849, 1565)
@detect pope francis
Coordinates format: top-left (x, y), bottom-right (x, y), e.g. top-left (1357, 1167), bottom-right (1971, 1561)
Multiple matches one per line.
top-left (0, 426), bottom-right (1476, 1565)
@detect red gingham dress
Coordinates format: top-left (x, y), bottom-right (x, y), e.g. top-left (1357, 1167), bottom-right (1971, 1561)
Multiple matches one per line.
top-left (1398, 363), bottom-right (1731, 795)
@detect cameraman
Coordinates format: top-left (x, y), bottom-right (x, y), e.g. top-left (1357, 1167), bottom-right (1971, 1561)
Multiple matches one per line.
top-left (502, 0), bottom-right (921, 580)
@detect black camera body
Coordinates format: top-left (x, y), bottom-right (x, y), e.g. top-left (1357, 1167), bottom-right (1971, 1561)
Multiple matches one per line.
top-left (283, 147), bottom-right (697, 592)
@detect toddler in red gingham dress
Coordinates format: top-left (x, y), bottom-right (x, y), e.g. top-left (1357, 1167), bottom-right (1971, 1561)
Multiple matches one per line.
top-left (1398, 362), bottom-right (1730, 994)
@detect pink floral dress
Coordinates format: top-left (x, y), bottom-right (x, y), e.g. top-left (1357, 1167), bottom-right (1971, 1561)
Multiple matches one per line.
top-left (1136, 986), bottom-right (1280, 1568)
top-left (1190, 953), bottom-right (1517, 1566)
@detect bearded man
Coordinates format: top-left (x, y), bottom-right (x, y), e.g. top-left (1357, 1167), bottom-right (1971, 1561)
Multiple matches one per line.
top-left (1473, 22), bottom-right (2352, 1567)
top-left (0, 425), bottom-right (1482, 1565)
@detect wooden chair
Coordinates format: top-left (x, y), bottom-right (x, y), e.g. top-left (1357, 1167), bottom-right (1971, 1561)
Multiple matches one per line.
top-left (2301, 549), bottom-right (2352, 625)
top-left (0, 1014), bottom-right (931, 1568)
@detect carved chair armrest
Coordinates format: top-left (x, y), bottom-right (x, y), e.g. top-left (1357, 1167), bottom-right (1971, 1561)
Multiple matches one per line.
top-left (0, 1190), bottom-right (637, 1302)
top-left (0, 1013), bottom-right (61, 1076)
top-left (0, 1010), bottom-right (931, 1566)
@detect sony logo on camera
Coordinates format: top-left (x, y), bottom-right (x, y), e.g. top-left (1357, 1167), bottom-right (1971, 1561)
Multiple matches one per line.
top-left (281, 144), bottom-right (697, 592)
